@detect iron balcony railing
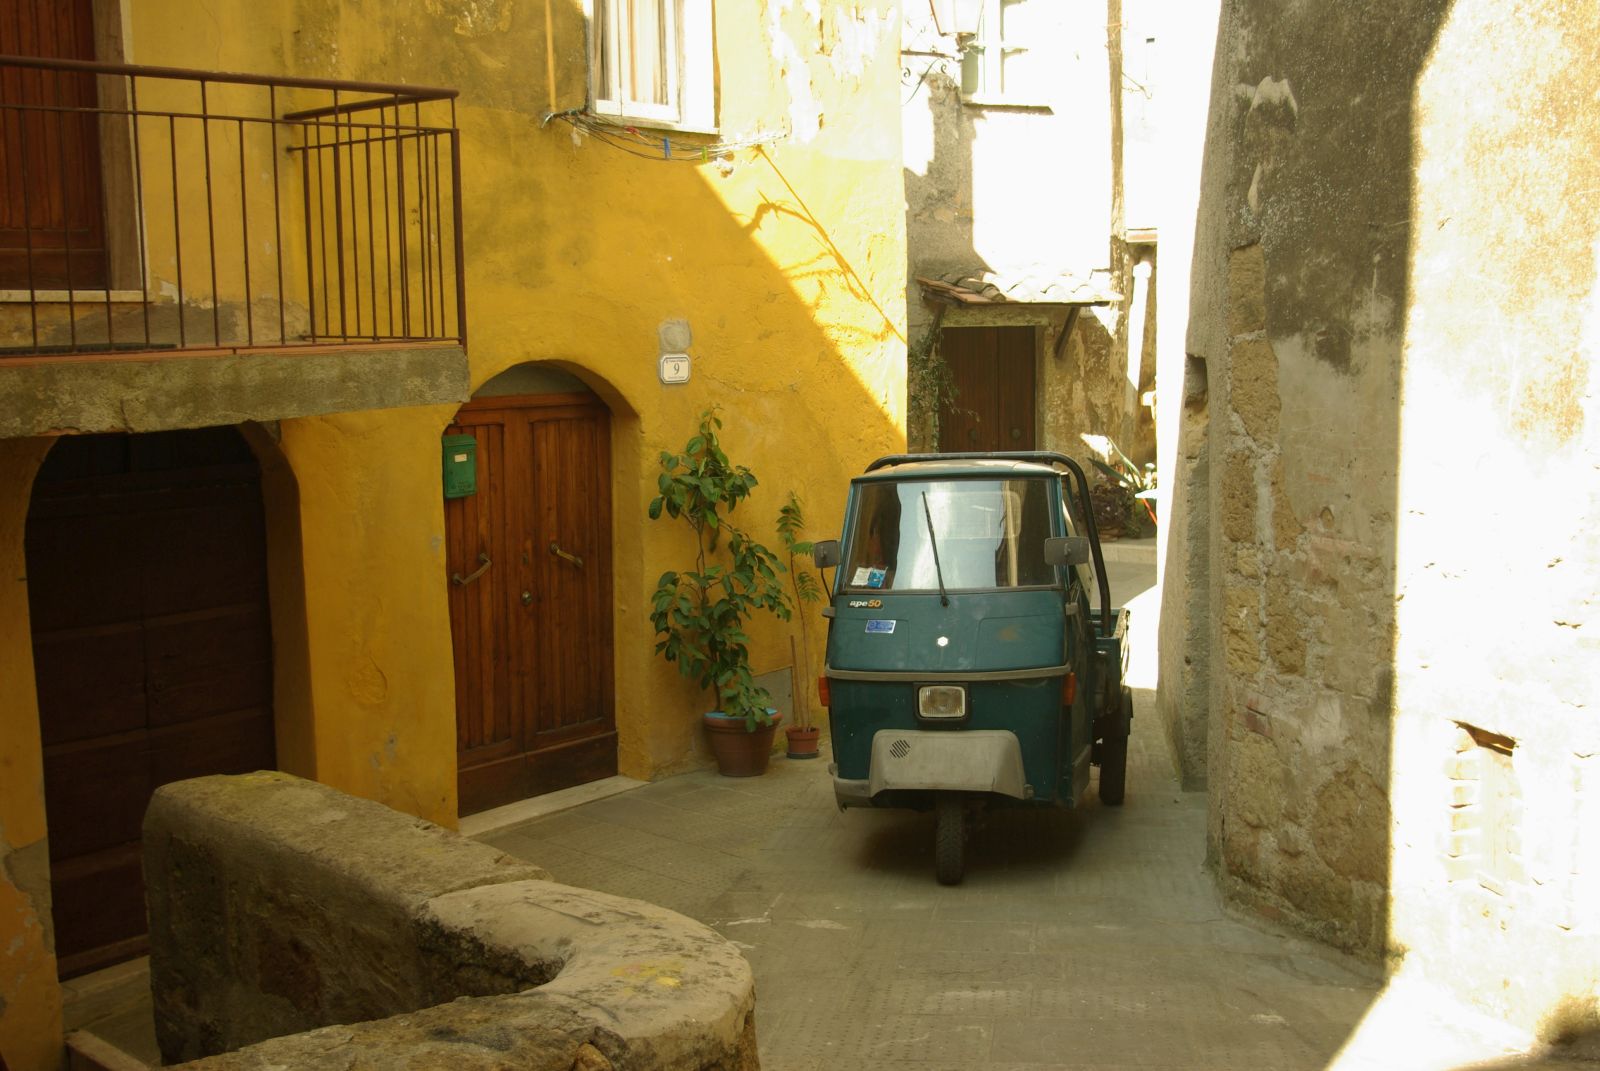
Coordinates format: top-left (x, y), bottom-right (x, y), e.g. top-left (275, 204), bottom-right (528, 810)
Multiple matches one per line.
top-left (0, 55), bottom-right (465, 356)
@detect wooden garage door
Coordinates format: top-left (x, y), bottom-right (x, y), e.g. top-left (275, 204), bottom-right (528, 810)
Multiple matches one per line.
top-left (938, 325), bottom-right (1037, 453)
top-left (26, 428), bottom-right (275, 977)
top-left (446, 394), bottom-right (616, 816)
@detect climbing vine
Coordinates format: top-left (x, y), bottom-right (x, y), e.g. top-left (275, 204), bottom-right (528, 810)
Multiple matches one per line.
top-left (907, 306), bottom-right (959, 449)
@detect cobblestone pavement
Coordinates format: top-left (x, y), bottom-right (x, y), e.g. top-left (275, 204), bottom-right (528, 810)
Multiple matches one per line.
top-left (485, 750), bottom-right (1381, 1070)
top-left (63, 553), bottom-right (1582, 1068)
top-left (477, 561), bottom-right (1391, 1071)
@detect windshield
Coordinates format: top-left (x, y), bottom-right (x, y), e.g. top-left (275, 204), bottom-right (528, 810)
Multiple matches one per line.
top-left (842, 477), bottom-right (1055, 592)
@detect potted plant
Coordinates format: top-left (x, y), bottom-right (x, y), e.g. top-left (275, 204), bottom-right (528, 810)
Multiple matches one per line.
top-left (1081, 432), bottom-right (1157, 538)
top-left (777, 492), bottom-right (824, 759)
top-left (1089, 478), bottom-right (1132, 540)
top-left (648, 410), bottom-right (792, 776)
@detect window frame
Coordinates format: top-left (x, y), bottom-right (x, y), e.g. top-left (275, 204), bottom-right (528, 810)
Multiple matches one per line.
top-left (585, 0), bottom-right (717, 134)
top-left (959, 0), bottom-right (1049, 109)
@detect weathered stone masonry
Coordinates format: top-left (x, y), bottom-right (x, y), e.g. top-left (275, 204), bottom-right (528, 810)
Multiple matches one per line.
top-left (1185, 3), bottom-right (1429, 958)
top-left (1172, 0), bottom-right (1599, 1041)
top-left (145, 773), bottom-right (761, 1070)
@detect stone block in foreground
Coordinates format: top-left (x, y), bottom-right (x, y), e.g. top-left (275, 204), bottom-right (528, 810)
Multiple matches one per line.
top-left (144, 771), bottom-right (758, 1070)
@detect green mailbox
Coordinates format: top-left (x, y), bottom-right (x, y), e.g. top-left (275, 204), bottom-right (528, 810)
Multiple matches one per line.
top-left (442, 434), bottom-right (477, 499)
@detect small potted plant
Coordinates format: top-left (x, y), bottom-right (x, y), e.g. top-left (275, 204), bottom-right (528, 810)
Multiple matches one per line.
top-left (777, 492), bottom-right (824, 759)
top-left (1081, 432), bottom-right (1157, 538)
top-left (648, 409), bottom-right (792, 776)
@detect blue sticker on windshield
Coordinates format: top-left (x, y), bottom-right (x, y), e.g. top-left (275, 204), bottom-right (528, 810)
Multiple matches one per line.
top-left (865, 619), bottom-right (896, 634)
top-left (866, 567), bottom-right (886, 589)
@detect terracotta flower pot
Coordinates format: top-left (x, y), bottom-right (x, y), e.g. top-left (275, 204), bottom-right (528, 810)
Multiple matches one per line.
top-left (785, 726), bottom-right (821, 759)
top-left (703, 711), bottom-right (782, 777)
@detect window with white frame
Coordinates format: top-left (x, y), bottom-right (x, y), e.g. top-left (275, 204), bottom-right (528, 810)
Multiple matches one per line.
top-left (960, 0), bottom-right (1047, 105)
top-left (588, 0), bottom-right (716, 131)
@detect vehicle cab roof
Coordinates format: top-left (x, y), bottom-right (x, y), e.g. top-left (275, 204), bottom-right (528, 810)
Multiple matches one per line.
top-left (853, 453), bottom-right (1068, 484)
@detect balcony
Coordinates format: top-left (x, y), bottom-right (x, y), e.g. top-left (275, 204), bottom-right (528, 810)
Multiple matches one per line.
top-left (0, 55), bottom-right (470, 438)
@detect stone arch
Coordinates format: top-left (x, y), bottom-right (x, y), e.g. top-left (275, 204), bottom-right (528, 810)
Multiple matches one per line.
top-left (467, 357), bottom-right (641, 421)
top-left (235, 423), bottom-right (316, 780)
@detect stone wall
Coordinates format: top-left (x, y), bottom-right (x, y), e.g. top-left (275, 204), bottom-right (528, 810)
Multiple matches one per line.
top-left (900, 2), bottom-right (1139, 459)
top-left (145, 772), bottom-right (760, 1070)
top-left (1384, 0), bottom-right (1599, 1036)
top-left (900, 5), bottom-right (1113, 354)
top-left (1178, 0), bottom-right (1599, 1039)
top-left (1185, 2), bottom-right (1431, 955)
top-left (1148, 0), bottom-right (1221, 791)
top-left (1155, 350), bottom-right (1210, 789)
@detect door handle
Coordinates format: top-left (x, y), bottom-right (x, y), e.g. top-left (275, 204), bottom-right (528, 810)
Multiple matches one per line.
top-left (451, 552), bottom-right (491, 586)
top-left (549, 542), bottom-right (584, 568)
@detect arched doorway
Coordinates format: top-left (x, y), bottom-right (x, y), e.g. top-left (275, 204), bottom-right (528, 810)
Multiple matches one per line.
top-left (445, 366), bottom-right (616, 815)
top-left (26, 427), bottom-right (276, 977)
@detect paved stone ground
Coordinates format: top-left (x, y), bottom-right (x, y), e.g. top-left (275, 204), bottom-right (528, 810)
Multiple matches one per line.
top-left (477, 559), bottom-right (1389, 1071)
top-left (483, 743), bottom-right (1383, 1070)
top-left (480, 714), bottom-right (1382, 1062)
top-left (69, 550), bottom-right (1587, 1069)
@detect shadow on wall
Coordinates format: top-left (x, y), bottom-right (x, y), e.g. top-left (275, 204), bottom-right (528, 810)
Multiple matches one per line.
top-left (1186, 0), bottom-right (1449, 978)
top-left (411, 5), bottom-right (909, 778)
top-left (899, 60), bottom-right (1133, 463)
top-left (902, 67), bottom-right (988, 447)
top-left (0, 3), bottom-right (912, 1063)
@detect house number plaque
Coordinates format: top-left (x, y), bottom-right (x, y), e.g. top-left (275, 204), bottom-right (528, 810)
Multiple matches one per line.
top-left (659, 353), bottom-right (691, 384)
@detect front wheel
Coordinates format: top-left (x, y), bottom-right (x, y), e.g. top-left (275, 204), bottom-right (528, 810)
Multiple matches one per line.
top-left (1098, 687), bottom-right (1132, 806)
top-left (935, 795), bottom-right (965, 885)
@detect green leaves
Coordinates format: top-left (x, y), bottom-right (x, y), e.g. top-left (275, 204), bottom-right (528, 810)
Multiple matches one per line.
top-left (778, 490), bottom-right (823, 732)
top-left (778, 491), bottom-right (824, 608)
top-left (1086, 438), bottom-right (1155, 493)
top-left (646, 408), bottom-right (794, 729)
top-left (1089, 456), bottom-right (1133, 490)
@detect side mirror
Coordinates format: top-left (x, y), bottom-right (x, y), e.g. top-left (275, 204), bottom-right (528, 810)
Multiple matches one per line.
top-left (812, 539), bottom-right (840, 569)
top-left (1044, 536), bottom-right (1090, 567)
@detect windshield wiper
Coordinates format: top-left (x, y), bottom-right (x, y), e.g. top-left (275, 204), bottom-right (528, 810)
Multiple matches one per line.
top-left (921, 492), bottom-right (950, 607)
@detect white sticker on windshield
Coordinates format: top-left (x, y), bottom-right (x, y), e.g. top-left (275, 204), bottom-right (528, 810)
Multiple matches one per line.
top-left (851, 567), bottom-right (872, 586)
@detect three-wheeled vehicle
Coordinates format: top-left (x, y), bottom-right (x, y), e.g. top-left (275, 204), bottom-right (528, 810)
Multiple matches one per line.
top-left (812, 452), bottom-right (1131, 884)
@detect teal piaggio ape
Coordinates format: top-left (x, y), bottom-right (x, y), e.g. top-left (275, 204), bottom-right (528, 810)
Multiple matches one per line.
top-left (811, 452), bottom-right (1131, 884)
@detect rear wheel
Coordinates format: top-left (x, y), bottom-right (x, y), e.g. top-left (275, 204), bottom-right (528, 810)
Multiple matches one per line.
top-left (1098, 687), bottom-right (1132, 806)
top-left (935, 795), bottom-right (965, 885)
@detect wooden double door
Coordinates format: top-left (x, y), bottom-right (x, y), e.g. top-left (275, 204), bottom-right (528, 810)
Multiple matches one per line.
top-left (26, 428), bottom-right (276, 977)
top-left (938, 325), bottom-right (1038, 453)
top-left (446, 394), bottom-right (616, 815)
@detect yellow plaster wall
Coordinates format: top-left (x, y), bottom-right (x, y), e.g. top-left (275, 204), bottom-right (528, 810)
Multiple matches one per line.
top-left (116, 0), bottom-right (909, 786)
top-left (0, 438), bottom-right (63, 1071)
top-left (76, 2), bottom-right (884, 798)
top-left (3, 3), bottom-right (903, 1060)
top-left (0, 411), bottom-right (464, 1067)
top-left (274, 407), bottom-right (465, 826)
